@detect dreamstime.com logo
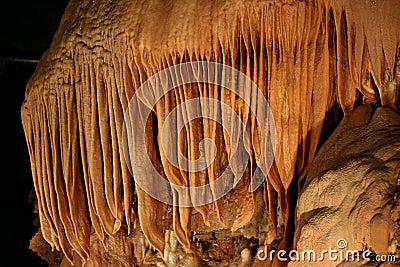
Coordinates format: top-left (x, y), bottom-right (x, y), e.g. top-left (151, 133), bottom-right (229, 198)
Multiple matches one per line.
top-left (257, 239), bottom-right (397, 263)
top-left (122, 61), bottom-right (276, 206)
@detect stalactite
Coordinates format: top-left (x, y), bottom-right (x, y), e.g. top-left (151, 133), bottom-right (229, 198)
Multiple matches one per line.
top-left (21, 0), bottom-right (400, 265)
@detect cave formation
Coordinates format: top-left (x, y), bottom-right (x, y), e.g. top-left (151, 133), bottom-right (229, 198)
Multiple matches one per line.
top-left (21, 0), bottom-right (400, 266)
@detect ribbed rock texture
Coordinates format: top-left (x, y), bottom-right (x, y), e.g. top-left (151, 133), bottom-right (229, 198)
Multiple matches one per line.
top-left (21, 0), bottom-right (399, 266)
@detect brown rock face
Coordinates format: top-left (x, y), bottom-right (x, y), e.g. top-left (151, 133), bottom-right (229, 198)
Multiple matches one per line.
top-left (20, 0), bottom-right (399, 266)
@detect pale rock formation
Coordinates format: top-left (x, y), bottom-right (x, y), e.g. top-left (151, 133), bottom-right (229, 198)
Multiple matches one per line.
top-left (290, 105), bottom-right (400, 266)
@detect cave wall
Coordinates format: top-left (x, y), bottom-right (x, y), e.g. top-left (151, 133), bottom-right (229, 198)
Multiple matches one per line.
top-left (21, 0), bottom-right (400, 266)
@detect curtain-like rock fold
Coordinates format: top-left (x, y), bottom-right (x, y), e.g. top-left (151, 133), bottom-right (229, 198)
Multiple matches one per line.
top-left (21, 0), bottom-right (400, 265)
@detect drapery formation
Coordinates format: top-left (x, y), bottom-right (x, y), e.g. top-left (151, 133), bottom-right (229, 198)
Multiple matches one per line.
top-left (21, 0), bottom-right (400, 264)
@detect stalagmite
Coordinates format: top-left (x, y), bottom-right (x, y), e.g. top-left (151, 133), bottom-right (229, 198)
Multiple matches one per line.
top-left (21, 0), bottom-right (400, 266)
top-left (289, 105), bottom-right (400, 267)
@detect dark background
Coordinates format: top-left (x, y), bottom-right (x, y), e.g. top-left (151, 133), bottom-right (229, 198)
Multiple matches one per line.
top-left (0, 1), bottom-right (69, 266)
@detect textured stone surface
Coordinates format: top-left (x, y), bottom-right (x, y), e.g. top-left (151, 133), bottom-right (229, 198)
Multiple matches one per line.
top-left (21, 0), bottom-right (400, 266)
top-left (290, 106), bottom-right (400, 266)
